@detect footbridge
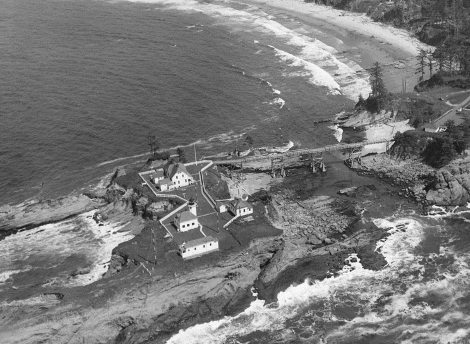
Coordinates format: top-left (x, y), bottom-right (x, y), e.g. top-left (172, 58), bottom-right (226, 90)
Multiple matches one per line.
top-left (212, 139), bottom-right (393, 165)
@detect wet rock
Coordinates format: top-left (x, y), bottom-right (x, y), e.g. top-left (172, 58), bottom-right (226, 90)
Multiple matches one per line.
top-left (146, 200), bottom-right (172, 219)
top-left (0, 195), bottom-right (106, 238)
top-left (70, 266), bottom-right (92, 277)
top-left (338, 187), bottom-right (358, 197)
top-left (306, 235), bottom-right (322, 246)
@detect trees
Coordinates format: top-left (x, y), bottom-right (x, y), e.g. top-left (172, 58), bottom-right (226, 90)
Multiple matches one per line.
top-left (147, 135), bottom-right (159, 156)
top-left (177, 147), bottom-right (187, 163)
top-left (368, 62), bottom-right (387, 99)
top-left (366, 62), bottom-right (388, 112)
top-left (427, 49), bottom-right (435, 76)
top-left (416, 49), bottom-right (427, 81)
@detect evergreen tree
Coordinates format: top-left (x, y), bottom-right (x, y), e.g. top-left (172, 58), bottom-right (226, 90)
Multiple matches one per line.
top-left (426, 48), bottom-right (434, 76)
top-left (177, 147), bottom-right (187, 163)
top-left (368, 62), bottom-right (387, 98)
top-left (367, 62), bottom-right (388, 112)
top-left (416, 49), bottom-right (427, 80)
top-left (147, 135), bottom-right (159, 156)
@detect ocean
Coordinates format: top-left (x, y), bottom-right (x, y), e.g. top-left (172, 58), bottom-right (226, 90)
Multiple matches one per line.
top-left (168, 210), bottom-right (470, 343)
top-left (0, 0), bottom-right (369, 207)
top-left (5, 0), bottom-right (468, 343)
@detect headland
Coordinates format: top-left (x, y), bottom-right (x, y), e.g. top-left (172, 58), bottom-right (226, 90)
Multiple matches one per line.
top-left (2, 1), bottom-right (470, 343)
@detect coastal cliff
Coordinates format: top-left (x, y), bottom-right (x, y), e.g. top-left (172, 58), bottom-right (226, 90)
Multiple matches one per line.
top-left (0, 163), bottom-right (410, 343)
top-left (357, 153), bottom-right (470, 206)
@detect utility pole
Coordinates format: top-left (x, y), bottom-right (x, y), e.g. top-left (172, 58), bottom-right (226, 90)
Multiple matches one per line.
top-left (194, 143), bottom-right (197, 166)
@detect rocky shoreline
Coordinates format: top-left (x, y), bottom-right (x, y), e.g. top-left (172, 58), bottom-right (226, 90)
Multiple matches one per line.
top-left (0, 155), bottom-right (421, 343)
top-left (3, 144), bottom-right (470, 343)
top-left (0, 194), bottom-right (107, 240)
top-left (351, 153), bottom-right (470, 207)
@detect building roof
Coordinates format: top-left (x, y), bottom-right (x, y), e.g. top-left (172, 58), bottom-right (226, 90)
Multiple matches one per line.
top-left (166, 163), bottom-right (191, 180)
top-left (423, 123), bottom-right (438, 129)
top-left (175, 210), bottom-right (197, 223)
top-left (230, 199), bottom-right (252, 210)
top-left (158, 178), bottom-right (173, 186)
top-left (172, 228), bottom-right (205, 246)
top-left (184, 236), bottom-right (218, 249)
top-left (216, 200), bottom-right (230, 207)
top-left (154, 170), bottom-right (165, 178)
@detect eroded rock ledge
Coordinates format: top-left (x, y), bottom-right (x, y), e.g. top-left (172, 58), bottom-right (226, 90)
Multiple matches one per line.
top-left (355, 154), bottom-right (470, 206)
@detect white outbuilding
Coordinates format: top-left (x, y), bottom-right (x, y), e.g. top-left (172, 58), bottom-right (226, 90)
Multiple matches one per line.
top-left (228, 199), bottom-right (253, 217)
top-left (174, 210), bottom-right (199, 232)
top-left (179, 236), bottom-right (219, 259)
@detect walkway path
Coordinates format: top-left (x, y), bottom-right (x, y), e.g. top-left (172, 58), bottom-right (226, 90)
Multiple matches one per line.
top-left (435, 93), bottom-right (470, 127)
top-left (212, 139), bottom-right (393, 165)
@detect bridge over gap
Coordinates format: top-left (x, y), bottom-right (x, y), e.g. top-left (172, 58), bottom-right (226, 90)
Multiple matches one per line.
top-left (211, 139), bottom-right (394, 166)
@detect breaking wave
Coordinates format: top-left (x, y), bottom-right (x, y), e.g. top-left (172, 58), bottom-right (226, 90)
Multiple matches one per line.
top-left (0, 211), bottom-right (133, 288)
top-left (124, 0), bottom-right (371, 101)
top-left (168, 217), bottom-right (470, 343)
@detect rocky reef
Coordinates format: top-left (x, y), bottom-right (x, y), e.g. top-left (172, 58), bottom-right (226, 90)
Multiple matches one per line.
top-left (0, 194), bottom-right (107, 240)
top-left (1, 160), bottom-right (413, 343)
top-left (355, 153), bottom-right (470, 206)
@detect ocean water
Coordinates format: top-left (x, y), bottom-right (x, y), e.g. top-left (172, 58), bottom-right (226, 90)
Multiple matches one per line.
top-left (7, 0), bottom-right (457, 341)
top-left (0, 0), bottom-right (374, 300)
top-left (168, 211), bottom-right (470, 344)
top-left (0, 0), bottom-right (370, 207)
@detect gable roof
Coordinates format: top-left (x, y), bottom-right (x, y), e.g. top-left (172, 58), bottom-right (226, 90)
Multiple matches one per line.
top-left (216, 200), bottom-right (229, 207)
top-left (175, 210), bottom-right (197, 223)
top-left (158, 178), bottom-right (173, 186)
top-left (184, 236), bottom-right (217, 249)
top-left (230, 199), bottom-right (252, 210)
top-left (154, 170), bottom-right (165, 179)
top-left (423, 123), bottom-right (438, 129)
top-left (166, 163), bottom-right (191, 179)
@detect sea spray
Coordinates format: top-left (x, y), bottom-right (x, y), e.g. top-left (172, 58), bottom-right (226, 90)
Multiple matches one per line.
top-left (0, 211), bottom-right (133, 289)
top-left (328, 124), bottom-right (343, 143)
top-left (167, 217), bottom-right (461, 344)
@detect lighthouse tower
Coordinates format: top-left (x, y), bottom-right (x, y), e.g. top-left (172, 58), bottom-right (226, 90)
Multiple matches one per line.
top-left (188, 198), bottom-right (197, 216)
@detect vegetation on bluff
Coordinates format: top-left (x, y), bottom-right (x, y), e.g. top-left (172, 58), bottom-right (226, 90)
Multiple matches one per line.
top-left (391, 119), bottom-right (470, 168)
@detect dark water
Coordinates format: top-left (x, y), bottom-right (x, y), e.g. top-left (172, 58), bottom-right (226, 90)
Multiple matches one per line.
top-left (0, 0), bottom-right (365, 206)
top-left (169, 211), bottom-right (470, 344)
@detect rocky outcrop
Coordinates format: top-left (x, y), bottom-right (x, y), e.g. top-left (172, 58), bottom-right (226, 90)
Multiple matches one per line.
top-left (145, 200), bottom-right (174, 218)
top-left (104, 252), bottom-right (134, 277)
top-left (426, 157), bottom-right (470, 205)
top-left (335, 109), bottom-right (395, 128)
top-left (357, 153), bottom-right (470, 206)
top-left (255, 192), bottom-right (388, 301)
top-left (0, 194), bottom-right (106, 239)
top-left (0, 238), bottom-right (279, 344)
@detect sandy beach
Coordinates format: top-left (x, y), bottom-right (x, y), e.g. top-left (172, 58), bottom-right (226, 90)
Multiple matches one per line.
top-left (235, 0), bottom-right (430, 93)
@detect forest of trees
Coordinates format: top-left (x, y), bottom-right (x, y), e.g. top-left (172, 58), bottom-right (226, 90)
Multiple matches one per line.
top-left (308, 1), bottom-right (470, 77)
top-left (392, 119), bottom-right (470, 168)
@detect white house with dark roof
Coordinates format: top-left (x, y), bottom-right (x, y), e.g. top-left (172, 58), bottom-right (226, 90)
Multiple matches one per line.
top-left (228, 199), bottom-right (253, 217)
top-left (216, 200), bottom-right (229, 213)
top-left (153, 169), bottom-right (165, 184)
top-left (166, 163), bottom-right (194, 188)
top-left (174, 210), bottom-right (199, 232)
top-left (157, 178), bottom-right (173, 191)
top-left (179, 236), bottom-right (219, 259)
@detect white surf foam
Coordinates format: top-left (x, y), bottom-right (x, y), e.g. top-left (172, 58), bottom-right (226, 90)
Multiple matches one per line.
top-left (0, 211), bottom-right (133, 288)
top-left (124, 0), bottom-right (370, 100)
top-left (167, 217), bottom-right (437, 343)
top-left (328, 124), bottom-right (343, 142)
top-left (271, 97), bottom-right (285, 109)
top-left (269, 45), bottom-right (341, 95)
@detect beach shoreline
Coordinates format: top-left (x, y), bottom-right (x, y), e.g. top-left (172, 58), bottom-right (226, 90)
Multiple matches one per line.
top-left (233, 0), bottom-right (427, 93)
top-left (0, 1), bottom-right (443, 342)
